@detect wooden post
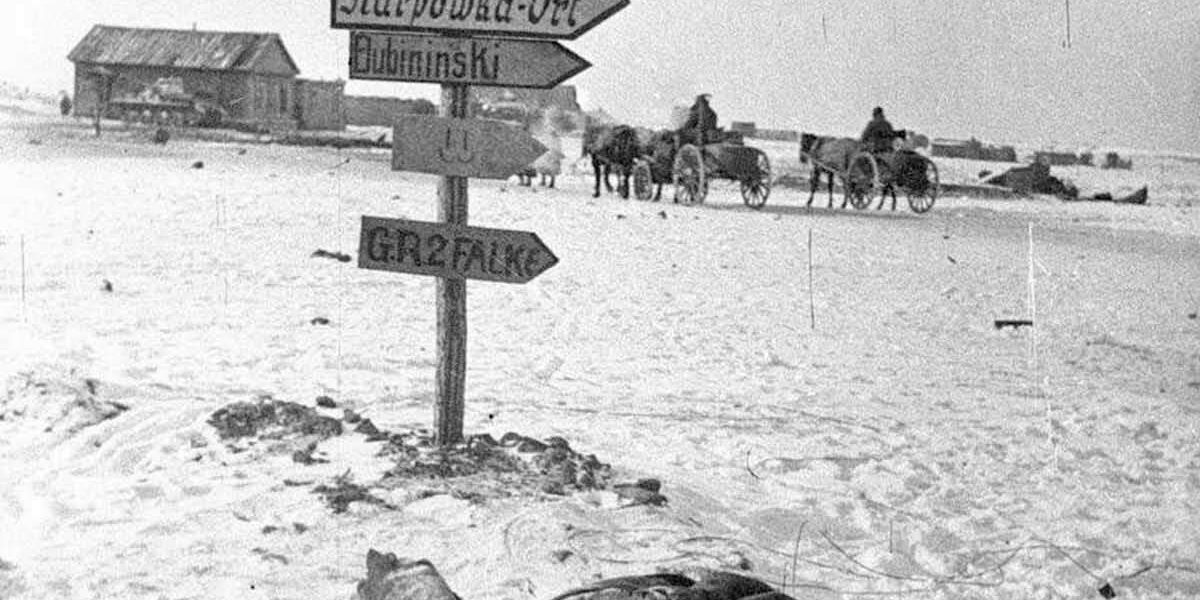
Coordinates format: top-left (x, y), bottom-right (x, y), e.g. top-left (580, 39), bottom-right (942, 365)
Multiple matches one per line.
top-left (435, 83), bottom-right (470, 446)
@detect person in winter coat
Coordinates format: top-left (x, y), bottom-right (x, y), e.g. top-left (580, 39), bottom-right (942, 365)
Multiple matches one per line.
top-left (681, 94), bottom-right (718, 144)
top-left (860, 106), bottom-right (905, 154)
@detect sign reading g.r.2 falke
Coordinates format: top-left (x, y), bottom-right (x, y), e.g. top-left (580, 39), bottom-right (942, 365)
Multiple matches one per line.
top-left (330, 0), bottom-right (630, 39)
top-left (359, 216), bottom-right (558, 284)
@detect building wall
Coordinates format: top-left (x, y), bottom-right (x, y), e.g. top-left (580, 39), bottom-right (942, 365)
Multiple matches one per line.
top-left (344, 95), bottom-right (435, 127)
top-left (296, 79), bottom-right (346, 131)
top-left (246, 73), bottom-right (298, 130)
top-left (753, 129), bottom-right (799, 142)
top-left (74, 64), bottom-right (242, 115)
top-left (473, 86), bottom-right (580, 112)
top-left (932, 139), bottom-right (1017, 162)
top-left (72, 62), bottom-right (298, 130)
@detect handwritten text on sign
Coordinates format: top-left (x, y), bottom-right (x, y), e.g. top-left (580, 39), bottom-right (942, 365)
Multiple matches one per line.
top-left (349, 32), bottom-right (589, 88)
top-left (330, 0), bottom-right (630, 39)
top-left (358, 216), bottom-right (558, 284)
top-left (393, 115), bottom-right (546, 179)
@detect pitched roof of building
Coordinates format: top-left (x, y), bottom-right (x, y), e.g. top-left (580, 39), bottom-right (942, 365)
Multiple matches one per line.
top-left (68, 25), bottom-right (299, 75)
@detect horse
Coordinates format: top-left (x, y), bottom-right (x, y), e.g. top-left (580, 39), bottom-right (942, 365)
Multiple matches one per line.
top-left (799, 133), bottom-right (858, 209)
top-left (582, 122), bottom-right (641, 198)
top-left (635, 129), bottom-right (684, 202)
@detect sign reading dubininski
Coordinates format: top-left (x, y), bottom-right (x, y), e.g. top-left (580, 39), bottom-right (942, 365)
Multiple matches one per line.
top-left (349, 31), bottom-right (590, 88)
top-left (359, 216), bottom-right (559, 284)
top-left (331, 0), bottom-right (630, 39)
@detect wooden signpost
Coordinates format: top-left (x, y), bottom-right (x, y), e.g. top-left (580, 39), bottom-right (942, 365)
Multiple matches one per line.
top-left (334, 0), bottom-right (627, 446)
top-left (392, 115), bottom-right (548, 178)
top-left (331, 0), bottom-right (630, 39)
top-left (349, 31), bottom-right (590, 88)
top-left (359, 216), bottom-right (559, 283)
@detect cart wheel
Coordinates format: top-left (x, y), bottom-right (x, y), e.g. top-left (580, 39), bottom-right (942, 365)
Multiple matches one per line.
top-left (847, 152), bottom-right (879, 210)
top-left (633, 160), bottom-right (654, 201)
top-left (907, 159), bottom-right (939, 214)
top-left (674, 144), bottom-right (707, 205)
top-left (740, 150), bottom-right (771, 209)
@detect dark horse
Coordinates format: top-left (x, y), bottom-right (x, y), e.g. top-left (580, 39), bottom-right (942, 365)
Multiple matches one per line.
top-left (799, 133), bottom-right (858, 208)
top-left (582, 122), bottom-right (641, 198)
top-left (637, 129), bottom-right (684, 202)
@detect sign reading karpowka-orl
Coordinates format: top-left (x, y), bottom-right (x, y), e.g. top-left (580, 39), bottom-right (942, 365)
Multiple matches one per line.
top-left (393, 115), bottom-right (547, 179)
top-left (349, 31), bottom-right (590, 88)
top-left (359, 216), bottom-right (558, 283)
top-left (331, 0), bottom-right (630, 39)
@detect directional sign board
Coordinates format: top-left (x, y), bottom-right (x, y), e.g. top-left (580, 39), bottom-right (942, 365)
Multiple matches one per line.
top-left (349, 31), bottom-right (590, 88)
top-left (359, 216), bottom-right (558, 283)
top-left (393, 115), bottom-right (547, 179)
top-left (331, 0), bottom-right (630, 39)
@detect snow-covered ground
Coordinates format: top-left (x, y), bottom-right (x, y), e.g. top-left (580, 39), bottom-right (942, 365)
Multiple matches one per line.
top-left (2, 109), bottom-right (1199, 600)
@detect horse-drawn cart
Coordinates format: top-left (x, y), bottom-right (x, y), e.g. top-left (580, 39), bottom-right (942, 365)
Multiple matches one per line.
top-left (845, 149), bottom-right (940, 213)
top-left (633, 131), bottom-right (773, 209)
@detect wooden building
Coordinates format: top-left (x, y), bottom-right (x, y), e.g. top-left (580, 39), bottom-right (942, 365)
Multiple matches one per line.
top-left (68, 25), bottom-right (344, 131)
top-left (932, 138), bottom-right (1018, 162)
top-left (472, 86), bottom-right (582, 113)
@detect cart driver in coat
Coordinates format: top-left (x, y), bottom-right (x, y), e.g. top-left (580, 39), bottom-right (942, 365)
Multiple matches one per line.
top-left (860, 106), bottom-right (906, 154)
top-left (862, 106), bottom-right (924, 191)
top-left (681, 94), bottom-right (718, 145)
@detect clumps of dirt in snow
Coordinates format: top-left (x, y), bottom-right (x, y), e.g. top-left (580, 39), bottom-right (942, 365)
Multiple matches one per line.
top-left (207, 395), bottom-right (343, 464)
top-left (0, 370), bottom-right (128, 438)
top-left (207, 395), bottom-right (343, 442)
top-left (313, 470), bottom-right (396, 514)
top-left (373, 431), bottom-right (617, 503)
top-left (204, 395), bottom-right (629, 513)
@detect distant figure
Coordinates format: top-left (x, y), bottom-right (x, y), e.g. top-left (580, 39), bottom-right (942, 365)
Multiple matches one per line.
top-left (59, 92), bottom-right (72, 117)
top-left (680, 94), bottom-right (718, 145)
top-left (532, 130), bottom-right (564, 188)
top-left (860, 106), bottom-right (905, 154)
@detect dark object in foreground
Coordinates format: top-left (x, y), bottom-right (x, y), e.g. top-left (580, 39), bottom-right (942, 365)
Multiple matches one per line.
top-left (1064, 186), bottom-right (1148, 206)
top-left (613, 478), bottom-right (668, 506)
top-left (1098, 582), bottom-right (1117, 599)
top-left (548, 569), bottom-right (785, 600)
top-left (994, 319), bottom-right (1034, 330)
top-left (983, 162), bottom-right (1076, 197)
top-left (357, 550), bottom-right (462, 600)
top-left (312, 248), bottom-right (353, 263)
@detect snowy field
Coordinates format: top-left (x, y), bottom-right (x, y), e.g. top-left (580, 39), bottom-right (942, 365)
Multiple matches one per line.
top-left (2, 106), bottom-right (1199, 600)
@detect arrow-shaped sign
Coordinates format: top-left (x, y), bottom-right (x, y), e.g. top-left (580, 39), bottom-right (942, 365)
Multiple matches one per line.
top-left (359, 216), bottom-right (559, 283)
top-left (348, 32), bottom-right (590, 89)
top-left (331, 0), bottom-right (630, 40)
top-left (393, 115), bottom-right (547, 179)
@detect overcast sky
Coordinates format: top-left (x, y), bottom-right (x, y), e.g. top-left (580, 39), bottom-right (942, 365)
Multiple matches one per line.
top-left (2, 1), bottom-right (1196, 152)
